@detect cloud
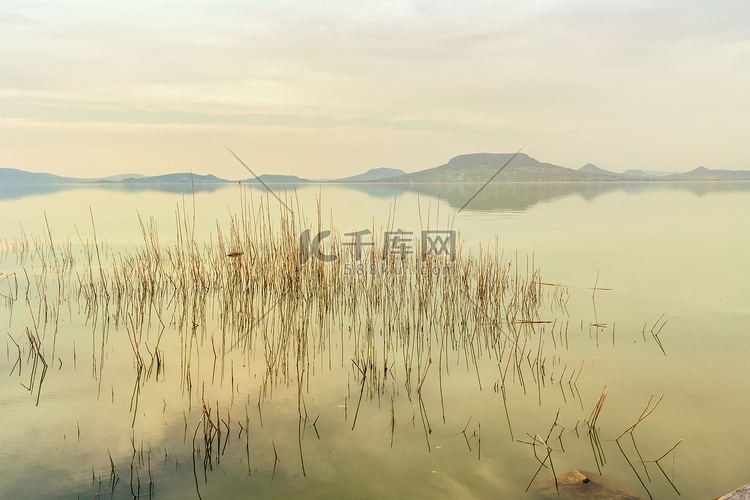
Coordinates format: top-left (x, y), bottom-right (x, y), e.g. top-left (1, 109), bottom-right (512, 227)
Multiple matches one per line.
top-left (2, 1), bottom-right (749, 175)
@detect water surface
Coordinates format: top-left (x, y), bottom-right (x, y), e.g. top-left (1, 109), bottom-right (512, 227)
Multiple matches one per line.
top-left (1, 181), bottom-right (748, 499)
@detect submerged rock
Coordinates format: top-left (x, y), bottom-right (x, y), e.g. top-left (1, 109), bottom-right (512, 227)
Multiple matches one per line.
top-left (532, 469), bottom-right (643, 499)
top-left (715, 484), bottom-right (750, 500)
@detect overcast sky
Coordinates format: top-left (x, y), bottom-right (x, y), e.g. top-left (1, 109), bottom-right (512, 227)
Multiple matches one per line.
top-left (1, 0), bottom-right (749, 179)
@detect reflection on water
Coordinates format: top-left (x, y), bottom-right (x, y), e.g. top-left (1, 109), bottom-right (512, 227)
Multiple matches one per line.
top-left (343, 181), bottom-right (750, 212)
top-left (4, 180), bottom-right (750, 212)
top-left (0, 181), bottom-right (229, 201)
top-left (0, 181), bottom-right (749, 499)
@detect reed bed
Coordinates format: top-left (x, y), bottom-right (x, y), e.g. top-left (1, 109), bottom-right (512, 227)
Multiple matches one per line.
top-left (3, 189), bottom-right (564, 404)
top-left (0, 186), bottom-right (679, 497)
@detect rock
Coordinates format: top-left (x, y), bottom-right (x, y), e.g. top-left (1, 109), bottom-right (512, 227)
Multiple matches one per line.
top-left (715, 484), bottom-right (750, 500)
top-left (532, 469), bottom-right (644, 499)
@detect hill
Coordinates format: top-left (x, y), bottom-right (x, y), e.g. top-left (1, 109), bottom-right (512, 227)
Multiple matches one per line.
top-left (660, 166), bottom-right (750, 181)
top-left (579, 163), bottom-right (624, 177)
top-left (0, 168), bottom-right (83, 183)
top-left (334, 167), bottom-right (406, 182)
top-left (385, 153), bottom-right (630, 182)
top-left (118, 173), bottom-right (231, 184)
top-left (244, 174), bottom-right (311, 184)
top-left (622, 169), bottom-right (672, 178)
top-left (4, 162), bottom-right (749, 188)
top-left (98, 173), bottom-right (147, 182)
top-left (0, 169), bottom-right (222, 184)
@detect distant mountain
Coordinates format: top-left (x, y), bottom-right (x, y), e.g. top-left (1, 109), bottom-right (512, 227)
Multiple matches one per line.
top-left (385, 153), bottom-right (629, 182)
top-left (660, 167), bottom-right (750, 181)
top-left (97, 173), bottom-right (147, 182)
top-left (0, 167), bottom-right (308, 186)
top-left (622, 169), bottom-right (672, 178)
top-left (334, 167), bottom-right (406, 182)
top-left (4, 162), bottom-right (750, 189)
top-left (579, 163), bottom-right (625, 177)
top-left (0, 168), bottom-right (82, 183)
top-left (0, 169), bottom-right (199, 184)
top-left (245, 174), bottom-right (311, 184)
top-left (117, 173), bottom-right (230, 184)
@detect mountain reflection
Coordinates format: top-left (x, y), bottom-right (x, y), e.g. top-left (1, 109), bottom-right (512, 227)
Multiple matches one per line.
top-left (336, 181), bottom-right (750, 213)
top-left (2, 181), bottom-right (749, 211)
top-left (0, 182), bottom-right (228, 201)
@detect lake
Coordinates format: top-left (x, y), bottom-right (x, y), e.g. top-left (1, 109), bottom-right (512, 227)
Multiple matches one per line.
top-left (1, 180), bottom-right (749, 499)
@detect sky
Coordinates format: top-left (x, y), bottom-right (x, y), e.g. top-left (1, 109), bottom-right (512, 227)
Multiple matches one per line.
top-left (1, 0), bottom-right (749, 180)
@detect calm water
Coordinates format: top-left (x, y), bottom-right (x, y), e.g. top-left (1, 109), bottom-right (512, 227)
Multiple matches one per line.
top-left (1, 181), bottom-right (749, 499)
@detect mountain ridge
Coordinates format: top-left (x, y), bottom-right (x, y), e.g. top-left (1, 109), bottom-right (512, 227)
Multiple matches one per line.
top-left (659, 166), bottom-right (750, 181)
top-left (578, 163), bottom-right (626, 178)
top-left (3, 156), bottom-right (750, 185)
top-left (333, 167), bottom-right (406, 182)
top-left (385, 153), bottom-right (630, 182)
